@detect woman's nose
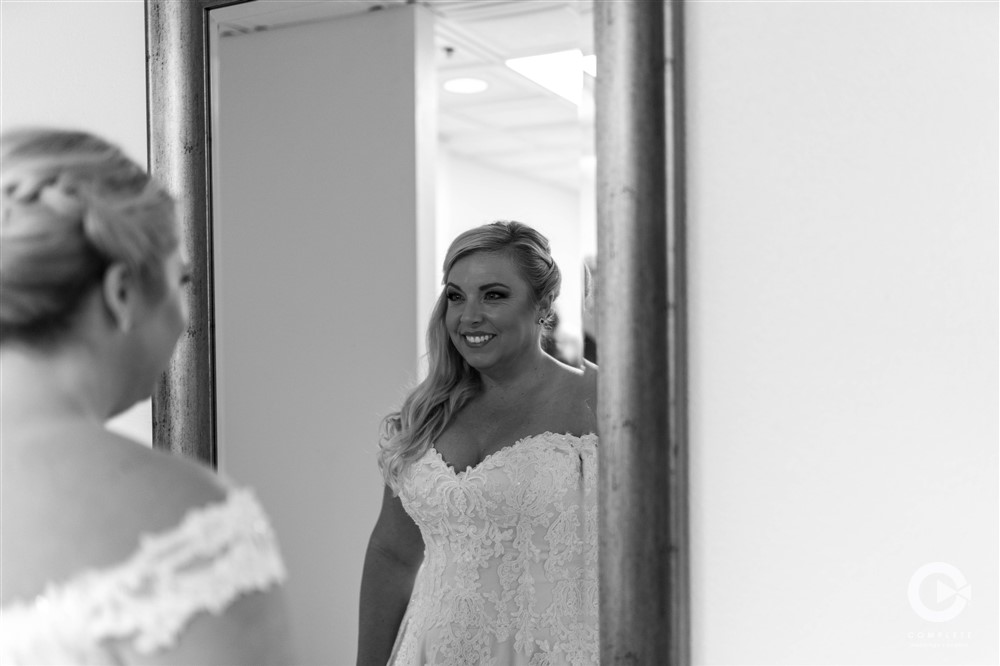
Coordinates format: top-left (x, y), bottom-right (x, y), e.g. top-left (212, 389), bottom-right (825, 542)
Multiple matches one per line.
top-left (460, 301), bottom-right (483, 323)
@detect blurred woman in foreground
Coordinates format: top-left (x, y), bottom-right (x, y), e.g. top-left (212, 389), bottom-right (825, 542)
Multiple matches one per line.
top-left (0, 129), bottom-right (292, 665)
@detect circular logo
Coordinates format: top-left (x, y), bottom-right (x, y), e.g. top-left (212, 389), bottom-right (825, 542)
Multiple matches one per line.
top-left (908, 562), bottom-right (971, 623)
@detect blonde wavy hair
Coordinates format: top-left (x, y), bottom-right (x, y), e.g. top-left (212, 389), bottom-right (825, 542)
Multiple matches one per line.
top-left (378, 221), bottom-right (562, 492)
top-left (0, 129), bottom-right (176, 345)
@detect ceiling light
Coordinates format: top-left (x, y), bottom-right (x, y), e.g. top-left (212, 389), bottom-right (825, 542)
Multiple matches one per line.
top-left (443, 77), bottom-right (488, 94)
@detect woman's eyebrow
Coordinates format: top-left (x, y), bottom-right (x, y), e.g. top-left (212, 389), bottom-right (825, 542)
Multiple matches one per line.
top-left (445, 282), bottom-right (510, 292)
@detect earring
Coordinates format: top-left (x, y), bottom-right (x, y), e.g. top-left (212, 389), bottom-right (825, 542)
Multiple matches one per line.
top-left (538, 317), bottom-right (545, 325)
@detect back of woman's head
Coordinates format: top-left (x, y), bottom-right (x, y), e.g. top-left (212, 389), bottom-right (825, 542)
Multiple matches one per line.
top-left (0, 129), bottom-right (177, 345)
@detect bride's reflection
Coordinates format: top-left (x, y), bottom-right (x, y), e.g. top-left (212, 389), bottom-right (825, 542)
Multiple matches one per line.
top-left (206, 2), bottom-right (596, 662)
top-left (359, 221), bottom-right (598, 664)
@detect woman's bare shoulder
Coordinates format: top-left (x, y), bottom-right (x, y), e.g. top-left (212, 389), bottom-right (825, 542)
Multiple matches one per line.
top-left (566, 361), bottom-right (598, 435)
top-left (6, 424), bottom-right (227, 518)
top-left (545, 359), bottom-right (598, 435)
top-left (580, 360), bottom-right (598, 408)
top-left (84, 428), bottom-right (230, 533)
top-left (2, 428), bottom-right (291, 663)
top-left (122, 434), bottom-right (228, 507)
top-left (1, 426), bottom-right (228, 604)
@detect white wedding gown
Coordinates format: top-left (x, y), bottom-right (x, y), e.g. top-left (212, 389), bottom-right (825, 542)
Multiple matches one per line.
top-left (0, 488), bottom-right (286, 665)
top-left (389, 431), bottom-right (599, 666)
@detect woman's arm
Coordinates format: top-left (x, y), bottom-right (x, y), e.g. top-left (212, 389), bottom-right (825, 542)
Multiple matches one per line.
top-left (357, 485), bottom-right (425, 666)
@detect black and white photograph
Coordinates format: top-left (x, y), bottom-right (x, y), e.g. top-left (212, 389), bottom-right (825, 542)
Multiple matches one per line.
top-left (1, 1), bottom-right (997, 664)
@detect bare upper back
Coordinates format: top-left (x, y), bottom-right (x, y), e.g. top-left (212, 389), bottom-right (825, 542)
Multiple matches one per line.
top-left (0, 422), bottom-right (227, 606)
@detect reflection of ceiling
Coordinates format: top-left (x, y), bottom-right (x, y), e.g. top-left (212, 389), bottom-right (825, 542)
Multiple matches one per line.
top-left (215, 0), bottom-right (594, 191)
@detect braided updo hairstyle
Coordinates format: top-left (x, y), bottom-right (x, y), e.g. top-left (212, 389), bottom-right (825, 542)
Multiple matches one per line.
top-left (1, 129), bottom-right (177, 345)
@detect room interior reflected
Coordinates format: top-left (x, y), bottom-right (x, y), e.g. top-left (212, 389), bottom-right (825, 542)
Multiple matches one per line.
top-left (207, 2), bottom-right (596, 662)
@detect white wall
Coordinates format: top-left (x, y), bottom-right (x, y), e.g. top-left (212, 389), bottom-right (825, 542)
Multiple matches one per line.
top-left (0, 0), bottom-right (152, 444)
top-left (211, 6), bottom-right (434, 663)
top-left (687, 3), bottom-right (998, 664)
top-left (436, 150), bottom-right (587, 361)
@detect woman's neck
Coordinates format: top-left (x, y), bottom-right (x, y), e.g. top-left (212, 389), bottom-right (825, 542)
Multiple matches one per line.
top-left (476, 349), bottom-right (557, 402)
top-left (0, 344), bottom-right (111, 425)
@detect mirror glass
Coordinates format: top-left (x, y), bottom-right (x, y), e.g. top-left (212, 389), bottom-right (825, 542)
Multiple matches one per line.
top-left (207, 1), bottom-right (596, 661)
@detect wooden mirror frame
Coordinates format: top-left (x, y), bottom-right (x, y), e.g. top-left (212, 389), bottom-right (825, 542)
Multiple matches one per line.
top-left (145, 0), bottom-right (689, 660)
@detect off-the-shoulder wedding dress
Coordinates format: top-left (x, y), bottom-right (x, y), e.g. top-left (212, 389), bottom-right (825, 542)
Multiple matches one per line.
top-left (389, 431), bottom-right (599, 666)
top-left (0, 488), bottom-right (286, 665)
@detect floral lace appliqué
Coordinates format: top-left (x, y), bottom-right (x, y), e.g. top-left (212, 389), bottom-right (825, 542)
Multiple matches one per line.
top-left (389, 432), bottom-right (599, 666)
top-left (0, 488), bottom-right (286, 665)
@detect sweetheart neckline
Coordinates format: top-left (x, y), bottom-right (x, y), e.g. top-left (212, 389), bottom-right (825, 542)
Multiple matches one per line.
top-left (428, 431), bottom-right (597, 478)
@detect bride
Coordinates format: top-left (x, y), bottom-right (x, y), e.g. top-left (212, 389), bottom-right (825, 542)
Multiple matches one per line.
top-left (358, 221), bottom-right (599, 665)
top-left (0, 129), bottom-right (292, 664)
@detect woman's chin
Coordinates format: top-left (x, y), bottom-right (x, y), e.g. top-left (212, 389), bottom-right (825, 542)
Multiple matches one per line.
top-left (460, 351), bottom-right (496, 372)
top-left (462, 356), bottom-right (488, 371)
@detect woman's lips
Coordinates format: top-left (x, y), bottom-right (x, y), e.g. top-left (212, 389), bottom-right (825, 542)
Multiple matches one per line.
top-left (461, 333), bottom-right (496, 348)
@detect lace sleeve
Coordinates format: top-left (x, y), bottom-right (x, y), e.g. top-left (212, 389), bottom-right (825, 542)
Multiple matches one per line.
top-left (0, 488), bottom-right (287, 661)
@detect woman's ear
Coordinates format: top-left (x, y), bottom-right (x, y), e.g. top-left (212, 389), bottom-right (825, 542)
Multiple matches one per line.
top-left (101, 263), bottom-right (136, 333)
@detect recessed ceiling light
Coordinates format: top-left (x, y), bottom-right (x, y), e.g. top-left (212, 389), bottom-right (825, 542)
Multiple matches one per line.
top-left (443, 78), bottom-right (489, 94)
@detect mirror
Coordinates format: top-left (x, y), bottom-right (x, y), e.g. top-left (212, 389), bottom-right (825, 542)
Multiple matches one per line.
top-left (207, 1), bottom-right (598, 661)
top-left (147, 0), bottom-right (684, 663)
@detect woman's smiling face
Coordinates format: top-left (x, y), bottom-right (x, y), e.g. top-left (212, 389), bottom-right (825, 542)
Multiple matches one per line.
top-left (444, 251), bottom-right (542, 374)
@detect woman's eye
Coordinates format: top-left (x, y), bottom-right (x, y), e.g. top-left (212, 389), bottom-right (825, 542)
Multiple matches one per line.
top-left (484, 292), bottom-right (505, 300)
top-left (447, 292), bottom-right (462, 302)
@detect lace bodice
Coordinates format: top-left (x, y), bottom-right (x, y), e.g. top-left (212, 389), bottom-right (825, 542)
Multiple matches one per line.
top-left (389, 431), bottom-right (599, 666)
top-left (0, 488), bottom-right (286, 665)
